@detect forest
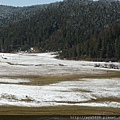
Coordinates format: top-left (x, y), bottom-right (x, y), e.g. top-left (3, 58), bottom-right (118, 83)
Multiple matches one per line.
top-left (0, 0), bottom-right (120, 61)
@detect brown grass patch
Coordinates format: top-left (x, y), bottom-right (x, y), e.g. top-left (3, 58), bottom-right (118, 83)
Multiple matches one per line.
top-left (0, 106), bottom-right (119, 115)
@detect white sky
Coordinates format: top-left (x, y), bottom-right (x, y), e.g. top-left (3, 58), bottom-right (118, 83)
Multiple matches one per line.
top-left (0, 0), bottom-right (63, 7)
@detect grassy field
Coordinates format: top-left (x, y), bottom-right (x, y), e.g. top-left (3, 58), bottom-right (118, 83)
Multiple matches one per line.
top-left (0, 106), bottom-right (120, 115)
top-left (0, 71), bottom-right (120, 115)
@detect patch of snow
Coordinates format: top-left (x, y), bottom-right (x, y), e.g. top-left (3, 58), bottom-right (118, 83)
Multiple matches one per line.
top-left (0, 78), bottom-right (30, 83)
top-left (0, 78), bottom-right (119, 108)
top-left (57, 102), bottom-right (120, 108)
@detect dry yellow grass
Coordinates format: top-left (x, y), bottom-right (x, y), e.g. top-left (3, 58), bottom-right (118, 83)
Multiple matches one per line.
top-left (0, 106), bottom-right (119, 115)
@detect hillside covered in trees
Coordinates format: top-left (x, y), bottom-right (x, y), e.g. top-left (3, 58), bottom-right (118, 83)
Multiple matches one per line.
top-left (0, 4), bottom-right (49, 28)
top-left (0, 0), bottom-right (120, 61)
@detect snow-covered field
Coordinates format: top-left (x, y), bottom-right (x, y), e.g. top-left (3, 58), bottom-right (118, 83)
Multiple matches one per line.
top-left (0, 78), bottom-right (120, 108)
top-left (0, 52), bottom-right (119, 76)
top-left (0, 53), bottom-right (120, 108)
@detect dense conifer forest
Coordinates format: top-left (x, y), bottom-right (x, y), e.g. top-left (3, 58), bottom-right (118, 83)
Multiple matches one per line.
top-left (0, 0), bottom-right (120, 61)
top-left (0, 4), bottom-right (48, 28)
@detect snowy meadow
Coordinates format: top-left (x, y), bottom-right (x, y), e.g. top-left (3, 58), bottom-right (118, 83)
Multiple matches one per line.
top-left (0, 52), bottom-right (120, 114)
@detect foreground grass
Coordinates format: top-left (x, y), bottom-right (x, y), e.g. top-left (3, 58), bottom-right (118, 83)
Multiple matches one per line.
top-left (0, 106), bottom-right (119, 115)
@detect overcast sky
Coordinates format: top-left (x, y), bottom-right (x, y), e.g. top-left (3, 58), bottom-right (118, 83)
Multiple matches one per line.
top-left (0, 0), bottom-right (63, 7)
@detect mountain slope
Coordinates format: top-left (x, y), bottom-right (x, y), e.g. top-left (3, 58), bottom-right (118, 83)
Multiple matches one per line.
top-left (0, 0), bottom-right (120, 61)
top-left (0, 4), bottom-right (48, 28)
